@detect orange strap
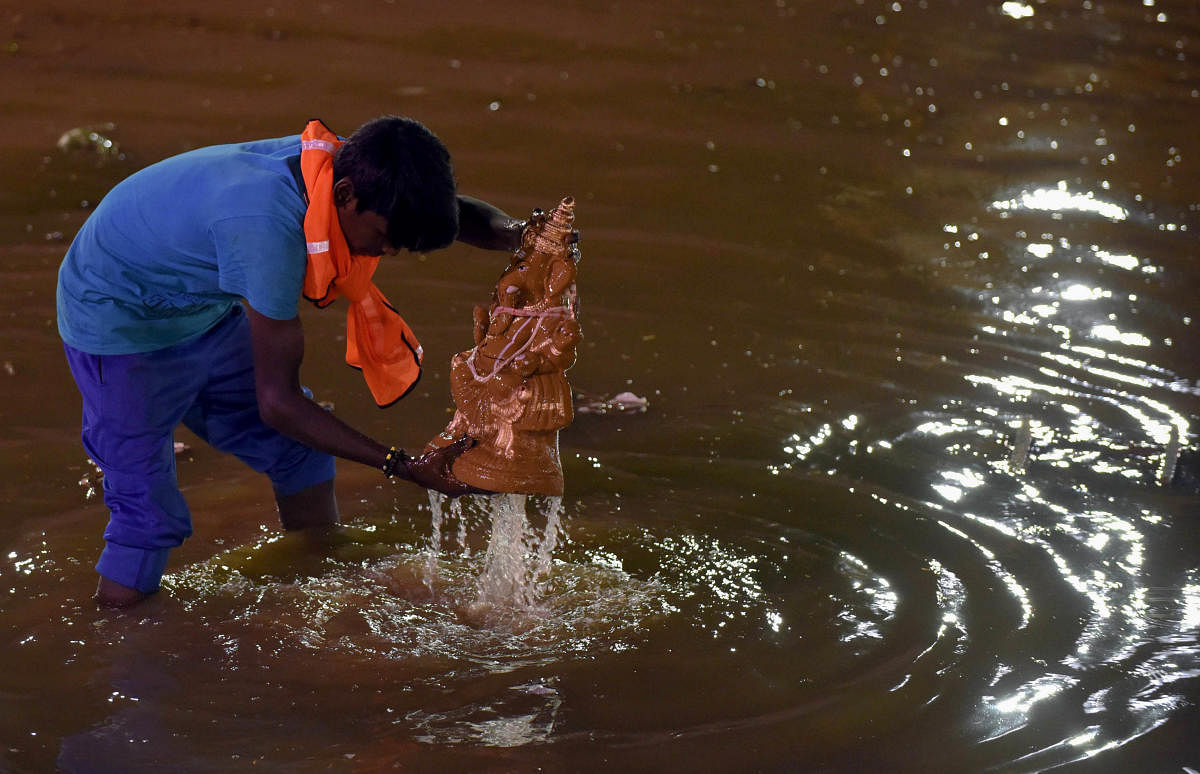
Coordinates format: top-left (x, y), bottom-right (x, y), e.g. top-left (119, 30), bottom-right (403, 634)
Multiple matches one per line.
top-left (299, 119), bottom-right (422, 407)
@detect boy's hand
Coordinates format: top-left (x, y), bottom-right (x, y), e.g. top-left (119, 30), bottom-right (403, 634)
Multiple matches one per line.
top-left (454, 196), bottom-right (579, 254)
top-left (405, 436), bottom-right (493, 497)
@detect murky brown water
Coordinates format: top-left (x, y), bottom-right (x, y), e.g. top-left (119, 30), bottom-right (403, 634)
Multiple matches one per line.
top-left (3, 0), bottom-right (1200, 771)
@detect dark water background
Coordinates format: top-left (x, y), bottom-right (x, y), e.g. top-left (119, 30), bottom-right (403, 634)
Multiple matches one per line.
top-left (2, 0), bottom-right (1199, 771)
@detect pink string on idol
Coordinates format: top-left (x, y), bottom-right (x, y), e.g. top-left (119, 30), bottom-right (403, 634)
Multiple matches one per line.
top-left (465, 306), bottom-right (573, 382)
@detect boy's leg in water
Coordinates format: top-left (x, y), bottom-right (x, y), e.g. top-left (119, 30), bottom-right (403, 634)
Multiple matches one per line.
top-left (96, 575), bottom-right (147, 607)
top-left (275, 478), bottom-right (338, 530)
top-left (63, 341), bottom-right (208, 608)
top-left (65, 307), bottom-right (337, 608)
top-left (180, 304), bottom-right (338, 532)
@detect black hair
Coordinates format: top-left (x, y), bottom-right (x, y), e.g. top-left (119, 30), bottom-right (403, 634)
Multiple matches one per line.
top-left (333, 115), bottom-right (458, 252)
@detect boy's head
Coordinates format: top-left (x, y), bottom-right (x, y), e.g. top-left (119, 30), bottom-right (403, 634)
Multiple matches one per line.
top-left (333, 115), bottom-right (458, 254)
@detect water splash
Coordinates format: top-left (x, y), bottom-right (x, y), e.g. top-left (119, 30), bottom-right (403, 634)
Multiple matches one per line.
top-left (474, 493), bottom-right (534, 608)
top-left (160, 516), bottom-right (663, 670)
top-left (427, 492), bottom-right (567, 612)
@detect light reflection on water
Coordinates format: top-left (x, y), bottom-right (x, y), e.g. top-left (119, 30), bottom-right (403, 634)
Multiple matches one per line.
top-left (991, 180), bottom-right (1130, 222)
top-left (767, 85), bottom-right (1199, 761)
top-left (822, 399), bottom-right (1198, 766)
top-left (908, 215), bottom-right (1192, 763)
top-left (836, 551), bottom-right (897, 646)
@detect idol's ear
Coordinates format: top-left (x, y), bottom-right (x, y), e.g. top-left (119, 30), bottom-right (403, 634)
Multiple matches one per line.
top-left (546, 259), bottom-right (576, 298)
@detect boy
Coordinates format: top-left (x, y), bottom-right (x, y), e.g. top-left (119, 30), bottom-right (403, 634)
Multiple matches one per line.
top-left (57, 116), bottom-right (523, 607)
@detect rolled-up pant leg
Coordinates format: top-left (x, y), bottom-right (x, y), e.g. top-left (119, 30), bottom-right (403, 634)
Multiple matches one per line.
top-left (64, 340), bottom-right (205, 594)
top-left (64, 306), bottom-right (336, 594)
top-left (180, 306), bottom-right (335, 497)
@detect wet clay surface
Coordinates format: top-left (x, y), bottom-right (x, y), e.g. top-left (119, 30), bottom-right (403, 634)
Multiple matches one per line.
top-left (427, 197), bottom-right (581, 496)
top-left (3, 1), bottom-right (1200, 771)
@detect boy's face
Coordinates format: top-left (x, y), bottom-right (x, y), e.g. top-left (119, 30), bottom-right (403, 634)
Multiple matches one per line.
top-left (338, 205), bottom-right (393, 257)
top-left (332, 177), bottom-right (397, 257)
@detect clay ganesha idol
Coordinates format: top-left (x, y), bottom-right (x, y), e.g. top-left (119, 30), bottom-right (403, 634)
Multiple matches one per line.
top-left (425, 197), bottom-right (582, 496)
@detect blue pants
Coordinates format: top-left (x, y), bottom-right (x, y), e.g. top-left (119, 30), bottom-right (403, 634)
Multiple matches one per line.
top-left (63, 305), bottom-right (336, 593)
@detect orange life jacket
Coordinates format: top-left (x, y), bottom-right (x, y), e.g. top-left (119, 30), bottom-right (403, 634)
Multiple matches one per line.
top-left (299, 119), bottom-right (422, 407)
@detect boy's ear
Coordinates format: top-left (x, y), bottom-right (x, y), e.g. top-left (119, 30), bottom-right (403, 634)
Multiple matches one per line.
top-left (332, 177), bottom-right (356, 208)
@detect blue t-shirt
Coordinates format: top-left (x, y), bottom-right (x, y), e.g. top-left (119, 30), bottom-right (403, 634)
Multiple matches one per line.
top-left (56, 135), bottom-right (309, 354)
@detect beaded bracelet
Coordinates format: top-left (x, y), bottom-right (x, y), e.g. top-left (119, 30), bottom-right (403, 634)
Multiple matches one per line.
top-left (382, 446), bottom-right (411, 478)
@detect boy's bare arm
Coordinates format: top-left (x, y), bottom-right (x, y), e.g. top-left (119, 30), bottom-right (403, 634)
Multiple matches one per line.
top-left (247, 306), bottom-right (388, 467)
top-left (455, 195), bottom-right (524, 251)
top-left (245, 305), bottom-right (482, 495)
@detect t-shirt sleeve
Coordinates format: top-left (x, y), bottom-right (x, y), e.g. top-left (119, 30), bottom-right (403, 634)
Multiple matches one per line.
top-left (209, 215), bottom-right (306, 320)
